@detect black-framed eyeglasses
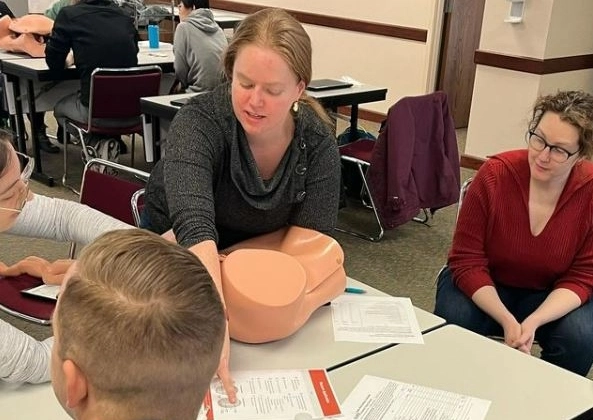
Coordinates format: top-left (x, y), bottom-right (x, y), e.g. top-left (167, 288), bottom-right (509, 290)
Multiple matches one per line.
top-left (0, 152), bottom-right (33, 213)
top-left (525, 131), bottom-right (580, 163)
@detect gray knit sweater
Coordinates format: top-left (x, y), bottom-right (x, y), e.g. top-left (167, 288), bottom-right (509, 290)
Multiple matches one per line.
top-left (144, 83), bottom-right (341, 249)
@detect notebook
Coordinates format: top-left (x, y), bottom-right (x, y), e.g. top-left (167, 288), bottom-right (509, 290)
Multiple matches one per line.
top-left (306, 79), bottom-right (353, 92)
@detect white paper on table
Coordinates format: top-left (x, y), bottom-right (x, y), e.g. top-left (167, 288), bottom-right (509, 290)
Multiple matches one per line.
top-left (203, 369), bottom-right (342, 420)
top-left (341, 375), bottom-right (491, 420)
top-left (331, 296), bottom-right (423, 344)
top-left (21, 284), bottom-right (60, 300)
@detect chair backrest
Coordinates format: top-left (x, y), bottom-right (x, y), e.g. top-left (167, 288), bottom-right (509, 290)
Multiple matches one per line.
top-left (69, 159), bottom-right (149, 258)
top-left (88, 65), bottom-right (162, 123)
top-left (79, 158), bottom-right (150, 225)
top-left (366, 91), bottom-right (461, 228)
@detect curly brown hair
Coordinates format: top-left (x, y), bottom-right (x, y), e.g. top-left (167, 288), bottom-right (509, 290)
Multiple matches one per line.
top-left (529, 91), bottom-right (593, 159)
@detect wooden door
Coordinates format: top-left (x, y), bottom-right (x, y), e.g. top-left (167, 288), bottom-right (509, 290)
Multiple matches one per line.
top-left (437, 0), bottom-right (486, 128)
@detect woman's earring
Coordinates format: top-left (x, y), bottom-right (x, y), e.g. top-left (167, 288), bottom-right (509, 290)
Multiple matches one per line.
top-left (292, 101), bottom-right (299, 114)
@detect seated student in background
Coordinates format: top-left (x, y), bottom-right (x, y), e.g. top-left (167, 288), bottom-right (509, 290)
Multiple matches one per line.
top-left (0, 130), bottom-right (132, 383)
top-left (44, 0), bottom-right (72, 21)
top-left (51, 229), bottom-right (225, 420)
top-left (174, 0), bottom-right (227, 93)
top-left (434, 90), bottom-right (593, 376)
top-left (0, 1), bottom-right (12, 18)
top-left (45, 0), bottom-right (139, 156)
top-left (143, 7), bottom-right (340, 402)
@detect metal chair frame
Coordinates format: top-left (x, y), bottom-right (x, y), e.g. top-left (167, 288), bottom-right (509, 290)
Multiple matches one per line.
top-left (68, 158), bottom-right (149, 258)
top-left (62, 65), bottom-right (162, 193)
top-left (336, 148), bottom-right (431, 242)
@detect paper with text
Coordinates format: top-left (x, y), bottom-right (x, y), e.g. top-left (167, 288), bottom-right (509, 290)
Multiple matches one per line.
top-left (203, 369), bottom-right (341, 420)
top-left (331, 296), bottom-right (423, 344)
top-left (341, 375), bottom-right (490, 420)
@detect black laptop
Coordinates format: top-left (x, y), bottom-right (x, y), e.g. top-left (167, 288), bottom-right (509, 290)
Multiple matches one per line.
top-left (306, 79), bottom-right (353, 92)
top-left (170, 97), bottom-right (190, 107)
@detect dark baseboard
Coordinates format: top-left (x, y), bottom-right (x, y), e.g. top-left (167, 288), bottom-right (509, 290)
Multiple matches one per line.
top-left (460, 154), bottom-right (485, 170)
top-left (474, 50), bottom-right (593, 75)
top-left (336, 106), bottom-right (386, 123)
top-left (210, 0), bottom-right (427, 42)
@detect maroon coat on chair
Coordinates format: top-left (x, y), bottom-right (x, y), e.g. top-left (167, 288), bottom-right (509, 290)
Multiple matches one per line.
top-left (367, 91), bottom-right (460, 229)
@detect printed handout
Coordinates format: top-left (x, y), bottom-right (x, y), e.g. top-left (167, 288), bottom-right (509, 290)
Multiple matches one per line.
top-left (331, 296), bottom-right (423, 344)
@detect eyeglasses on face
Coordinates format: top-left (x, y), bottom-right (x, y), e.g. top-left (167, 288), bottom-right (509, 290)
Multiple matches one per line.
top-left (526, 131), bottom-right (580, 163)
top-left (0, 152), bottom-right (34, 213)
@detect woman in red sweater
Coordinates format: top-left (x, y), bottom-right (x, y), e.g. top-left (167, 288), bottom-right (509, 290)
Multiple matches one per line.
top-left (435, 90), bottom-right (593, 376)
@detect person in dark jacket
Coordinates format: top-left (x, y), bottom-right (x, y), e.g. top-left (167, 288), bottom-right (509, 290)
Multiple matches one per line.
top-left (0, 1), bottom-right (14, 18)
top-left (45, 0), bottom-right (138, 154)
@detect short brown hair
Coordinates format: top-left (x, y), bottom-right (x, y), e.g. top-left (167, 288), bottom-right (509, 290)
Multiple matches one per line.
top-left (529, 90), bottom-right (593, 159)
top-left (55, 229), bottom-right (225, 420)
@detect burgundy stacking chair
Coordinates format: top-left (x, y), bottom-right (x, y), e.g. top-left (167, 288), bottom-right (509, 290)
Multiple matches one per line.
top-left (62, 65), bottom-right (162, 193)
top-left (68, 158), bottom-right (150, 258)
top-left (0, 161), bottom-right (149, 326)
top-left (337, 139), bottom-right (385, 241)
top-left (336, 92), bottom-right (460, 242)
top-left (0, 274), bottom-right (54, 325)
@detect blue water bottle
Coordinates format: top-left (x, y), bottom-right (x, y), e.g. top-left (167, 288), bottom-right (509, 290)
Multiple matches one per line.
top-left (148, 21), bottom-right (160, 49)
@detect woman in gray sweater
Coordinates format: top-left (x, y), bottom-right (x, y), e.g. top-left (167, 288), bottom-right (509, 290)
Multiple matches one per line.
top-left (0, 132), bottom-right (131, 383)
top-left (174, 0), bottom-right (227, 93)
top-left (144, 8), bottom-right (341, 404)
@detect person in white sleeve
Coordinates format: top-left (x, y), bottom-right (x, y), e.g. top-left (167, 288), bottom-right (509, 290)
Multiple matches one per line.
top-left (0, 130), bottom-right (131, 384)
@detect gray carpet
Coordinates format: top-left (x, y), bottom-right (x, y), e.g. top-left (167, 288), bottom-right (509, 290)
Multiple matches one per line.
top-left (2, 122), bottom-right (467, 341)
top-left (2, 123), bottom-right (591, 379)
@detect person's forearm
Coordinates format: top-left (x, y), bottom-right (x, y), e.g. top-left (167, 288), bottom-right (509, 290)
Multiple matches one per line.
top-left (524, 288), bottom-right (581, 328)
top-left (189, 240), bottom-right (224, 305)
top-left (471, 285), bottom-right (516, 326)
top-left (0, 321), bottom-right (52, 384)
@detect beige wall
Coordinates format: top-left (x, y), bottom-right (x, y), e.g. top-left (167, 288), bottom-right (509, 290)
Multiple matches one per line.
top-left (6, 0), bottom-right (28, 16)
top-left (546, 0), bottom-right (593, 57)
top-left (479, 0), bottom-right (553, 59)
top-left (232, 0), bottom-right (445, 115)
top-left (466, 0), bottom-right (593, 158)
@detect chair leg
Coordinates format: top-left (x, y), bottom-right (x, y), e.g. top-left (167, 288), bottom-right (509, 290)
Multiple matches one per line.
top-left (335, 161), bottom-right (384, 242)
top-left (62, 122), bottom-right (72, 191)
top-left (130, 134), bottom-right (135, 167)
top-left (62, 123), bottom-right (84, 195)
top-left (413, 208), bottom-right (430, 225)
top-left (68, 242), bottom-right (77, 259)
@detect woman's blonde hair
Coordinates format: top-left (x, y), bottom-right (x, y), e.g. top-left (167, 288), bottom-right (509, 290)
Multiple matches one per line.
top-left (529, 90), bottom-right (593, 159)
top-left (223, 8), bottom-right (332, 126)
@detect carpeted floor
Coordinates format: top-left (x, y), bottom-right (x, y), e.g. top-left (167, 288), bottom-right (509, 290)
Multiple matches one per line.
top-left (3, 119), bottom-right (467, 341)
top-left (2, 120), bottom-right (591, 379)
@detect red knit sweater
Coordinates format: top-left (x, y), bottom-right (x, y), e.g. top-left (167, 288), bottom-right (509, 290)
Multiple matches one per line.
top-left (449, 149), bottom-right (593, 303)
